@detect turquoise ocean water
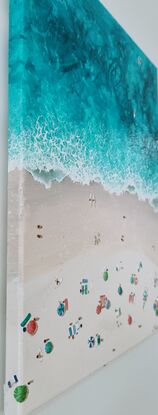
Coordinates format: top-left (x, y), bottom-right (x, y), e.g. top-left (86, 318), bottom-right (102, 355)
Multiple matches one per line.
top-left (9, 0), bottom-right (158, 209)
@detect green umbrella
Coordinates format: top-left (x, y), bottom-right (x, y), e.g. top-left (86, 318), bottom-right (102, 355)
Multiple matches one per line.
top-left (103, 270), bottom-right (108, 282)
top-left (130, 275), bottom-right (134, 284)
top-left (14, 385), bottom-right (29, 403)
top-left (118, 285), bottom-right (123, 296)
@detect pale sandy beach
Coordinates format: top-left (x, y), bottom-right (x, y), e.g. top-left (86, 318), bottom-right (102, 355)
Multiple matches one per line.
top-left (6, 169), bottom-right (158, 415)
top-left (7, 169), bottom-right (158, 280)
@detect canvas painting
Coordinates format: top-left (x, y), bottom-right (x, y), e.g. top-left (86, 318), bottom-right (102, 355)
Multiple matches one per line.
top-left (6, 0), bottom-right (158, 414)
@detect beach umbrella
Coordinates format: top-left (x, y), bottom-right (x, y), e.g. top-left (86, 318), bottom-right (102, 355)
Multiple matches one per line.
top-left (57, 302), bottom-right (65, 316)
top-left (118, 285), bottom-right (123, 296)
top-left (14, 385), bottom-right (29, 403)
top-left (130, 276), bottom-right (134, 284)
top-left (103, 270), bottom-right (108, 282)
top-left (88, 336), bottom-right (95, 348)
top-left (45, 341), bottom-right (53, 354)
top-left (26, 319), bottom-right (38, 335)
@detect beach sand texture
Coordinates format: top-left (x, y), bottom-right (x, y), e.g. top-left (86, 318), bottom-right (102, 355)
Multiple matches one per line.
top-left (5, 169), bottom-right (158, 414)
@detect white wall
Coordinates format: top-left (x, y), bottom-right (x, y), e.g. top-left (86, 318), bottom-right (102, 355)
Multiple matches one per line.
top-left (0, 1), bottom-right (158, 414)
top-left (101, 0), bottom-right (158, 68)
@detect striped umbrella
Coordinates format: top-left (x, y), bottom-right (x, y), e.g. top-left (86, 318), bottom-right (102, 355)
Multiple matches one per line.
top-left (88, 336), bottom-right (95, 348)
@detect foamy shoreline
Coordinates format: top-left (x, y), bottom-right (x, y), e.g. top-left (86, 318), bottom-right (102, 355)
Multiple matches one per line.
top-left (8, 161), bottom-right (158, 212)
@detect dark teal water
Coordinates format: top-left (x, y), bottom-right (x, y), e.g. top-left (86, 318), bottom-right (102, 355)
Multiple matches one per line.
top-left (9, 0), bottom-right (158, 209)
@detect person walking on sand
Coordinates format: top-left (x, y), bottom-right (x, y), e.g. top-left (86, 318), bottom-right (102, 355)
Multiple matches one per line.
top-left (92, 194), bottom-right (96, 207)
top-left (89, 193), bottom-right (93, 207)
top-left (97, 232), bottom-right (101, 244)
top-left (94, 233), bottom-right (101, 246)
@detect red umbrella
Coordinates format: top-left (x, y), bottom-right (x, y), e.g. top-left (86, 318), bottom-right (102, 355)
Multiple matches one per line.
top-left (26, 319), bottom-right (38, 335)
